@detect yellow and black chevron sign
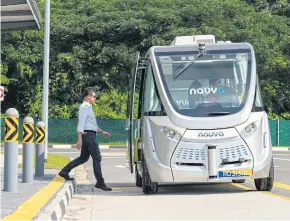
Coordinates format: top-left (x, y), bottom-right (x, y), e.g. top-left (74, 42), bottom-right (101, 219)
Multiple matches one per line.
top-left (36, 127), bottom-right (45, 144)
top-left (4, 117), bottom-right (18, 142)
top-left (23, 123), bottom-right (34, 143)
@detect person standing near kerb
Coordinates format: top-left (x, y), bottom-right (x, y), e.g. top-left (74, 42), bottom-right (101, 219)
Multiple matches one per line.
top-left (58, 88), bottom-right (112, 191)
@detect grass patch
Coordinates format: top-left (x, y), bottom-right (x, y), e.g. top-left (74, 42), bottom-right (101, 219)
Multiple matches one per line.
top-left (18, 154), bottom-right (70, 170)
top-left (1, 142), bottom-right (126, 145)
top-left (47, 142), bottom-right (126, 146)
top-left (100, 142), bottom-right (126, 145)
top-left (0, 151), bottom-right (22, 155)
top-left (1, 151), bottom-right (19, 155)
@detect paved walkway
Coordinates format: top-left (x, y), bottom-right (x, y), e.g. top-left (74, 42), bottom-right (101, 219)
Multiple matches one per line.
top-left (63, 154), bottom-right (290, 220)
top-left (0, 154), bottom-right (59, 219)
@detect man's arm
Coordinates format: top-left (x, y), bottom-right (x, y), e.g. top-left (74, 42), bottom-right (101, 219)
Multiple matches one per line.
top-left (97, 127), bottom-right (103, 134)
top-left (76, 107), bottom-right (89, 148)
top-left (97, 127), bottom-right (110, 137)
top-left (77, 106), bottom-right (88, 133)
top-left (77, 132), bottom-right (83, 142)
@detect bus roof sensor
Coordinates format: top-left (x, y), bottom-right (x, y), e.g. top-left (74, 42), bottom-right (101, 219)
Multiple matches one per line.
top-left (171, 35), bottom-right (216, 45)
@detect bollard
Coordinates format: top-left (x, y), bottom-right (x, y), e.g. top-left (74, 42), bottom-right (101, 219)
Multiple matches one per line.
top-left (35, 121), bottom-right (45, 177)
top-left (4, 108), bottom-right (19, 192)
top-left (22, 117), bottom-right (34, 183)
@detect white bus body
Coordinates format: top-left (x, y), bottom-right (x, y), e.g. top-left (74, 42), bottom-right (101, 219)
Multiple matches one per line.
top-left (126, 35), bottom-right (274, 194)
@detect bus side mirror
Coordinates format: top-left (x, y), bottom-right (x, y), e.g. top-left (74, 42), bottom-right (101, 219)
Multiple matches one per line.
top-left (264, 106), bottom-right (269, 113)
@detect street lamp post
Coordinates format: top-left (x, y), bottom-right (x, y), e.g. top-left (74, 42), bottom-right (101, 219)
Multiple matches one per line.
top-left (42, 0), bottom-right (50, 161)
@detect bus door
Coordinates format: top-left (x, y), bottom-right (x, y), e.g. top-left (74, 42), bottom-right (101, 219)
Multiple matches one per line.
top-left (126, 52), bottom-right (140, 174)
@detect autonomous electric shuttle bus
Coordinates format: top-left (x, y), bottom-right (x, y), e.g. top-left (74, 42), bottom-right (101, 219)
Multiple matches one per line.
top-left (126, 35), bottom-right (274, 194)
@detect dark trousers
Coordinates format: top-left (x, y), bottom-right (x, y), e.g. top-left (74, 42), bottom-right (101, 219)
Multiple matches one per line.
top-left (61, 131), bottom-right (104, 183)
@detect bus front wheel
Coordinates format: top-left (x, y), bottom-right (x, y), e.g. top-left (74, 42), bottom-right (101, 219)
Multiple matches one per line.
top-left (254, 158), bottom-right (274, 191)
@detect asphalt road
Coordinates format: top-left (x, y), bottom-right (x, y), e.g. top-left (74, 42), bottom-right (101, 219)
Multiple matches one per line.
top-left (2, 146), bottom-right (288, 219)
top-left (6, 147), bottom-right (290, 188)
top-left (53, 148), bottom-right (290, 220)
top-left (50, 148), bottom-right (290, 183)
top-left (272, 151), bottom-right (290, 184)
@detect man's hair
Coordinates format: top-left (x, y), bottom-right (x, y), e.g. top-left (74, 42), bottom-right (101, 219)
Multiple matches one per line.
top-left (83, 87), bottom-right (95, 98)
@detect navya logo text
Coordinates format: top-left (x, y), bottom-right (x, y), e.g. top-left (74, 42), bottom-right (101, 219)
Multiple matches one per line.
top-left (189, 87), bottom-right (224, 95)
top-left (198, 131), bottom-right (224, 138)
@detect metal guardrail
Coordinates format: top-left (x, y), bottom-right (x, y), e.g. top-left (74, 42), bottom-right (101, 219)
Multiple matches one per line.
top-left (1, 118), bottom-right (289, 146)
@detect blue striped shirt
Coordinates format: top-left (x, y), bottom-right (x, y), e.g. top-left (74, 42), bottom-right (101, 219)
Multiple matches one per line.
top-left (77, 102), bottom-right (98, 133)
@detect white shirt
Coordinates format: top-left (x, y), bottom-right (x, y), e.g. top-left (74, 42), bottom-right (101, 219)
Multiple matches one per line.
top-left (77, 101), bottom-right (98, 133)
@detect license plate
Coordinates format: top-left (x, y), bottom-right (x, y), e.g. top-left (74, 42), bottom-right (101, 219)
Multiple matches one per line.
top-left (218, 169), bottom-right (252, 177)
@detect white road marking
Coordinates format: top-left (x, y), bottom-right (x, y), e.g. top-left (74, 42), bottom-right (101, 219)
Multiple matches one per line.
top-left (49, 152), bottom-right (80, 154)
top-left (114, 165), bottom-right (127, 168)
top-left (48, 152), bottom-right (125, 157)
top-left (273, 148), bottom-right (290, 152)
top-left (274, 158), bottom-right (290, 162)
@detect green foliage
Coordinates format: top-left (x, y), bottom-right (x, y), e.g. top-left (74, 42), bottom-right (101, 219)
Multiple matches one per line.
top-left (268, 112), bottom-right (290, 120)
top-left (18, 154), bottom-right (70, 170)
top-left (242, 0), bottom-right (290, 17)
top-left (92, 88), bottom-right (128, 119)
top-left (1, 0), bottom-right (290, 119)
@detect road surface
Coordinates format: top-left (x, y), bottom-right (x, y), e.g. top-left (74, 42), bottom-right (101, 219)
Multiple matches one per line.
top-left (57, 149), bottom-right (290, 220)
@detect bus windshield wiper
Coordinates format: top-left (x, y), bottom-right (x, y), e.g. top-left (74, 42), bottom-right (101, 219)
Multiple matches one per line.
top-left (172, 43), bottom-right (207, 81)
top-left (208, 112), bottom-right (230, 116)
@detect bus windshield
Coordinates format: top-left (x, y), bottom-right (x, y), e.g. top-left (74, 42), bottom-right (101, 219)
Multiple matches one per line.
top-left (154, 48), bottom-right (252, 117)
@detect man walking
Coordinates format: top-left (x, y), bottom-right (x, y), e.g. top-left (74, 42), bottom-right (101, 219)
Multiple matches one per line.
top-left (58, 88), bottom-right (112, 191)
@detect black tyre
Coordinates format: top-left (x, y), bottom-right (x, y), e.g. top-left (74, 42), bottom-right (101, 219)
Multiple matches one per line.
top-left (142, 159), bottom-right (151, 194)
top-left (254, 158), bottom-right (274, 191)
top-left (142, 158), bottom-right (158, 194)
top-left (232, 179), bottom-right (246, 183)
top-left (135, 164), bottom-right (142, 187)
top-left (150, 182), bottom-right (158, 194)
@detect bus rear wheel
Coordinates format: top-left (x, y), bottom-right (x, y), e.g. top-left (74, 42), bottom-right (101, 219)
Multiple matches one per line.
top-left (142, 159), bottom-right (158, 194)
top-left (135, 164), bottom-right (142, 187)
top-left (254, 158), bottom-right (274, 191)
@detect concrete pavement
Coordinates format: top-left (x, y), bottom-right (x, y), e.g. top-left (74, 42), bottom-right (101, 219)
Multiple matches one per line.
top-left (63, 185), bottom-right (290, 220)
top-left (61, 150), bottom-right (290, 220)
top-left (0, 153), bottom-right (71, 220)
top-left (0, 168), bottom-right (60, 219)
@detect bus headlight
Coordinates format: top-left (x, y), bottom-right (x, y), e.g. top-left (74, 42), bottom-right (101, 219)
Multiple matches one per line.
top-left (161, 126), bottom-right (182, 140)
top-left (244, 122), bottom-right (257, 136)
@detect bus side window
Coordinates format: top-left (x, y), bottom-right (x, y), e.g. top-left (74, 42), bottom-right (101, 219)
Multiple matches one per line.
top-left (143, 62), bottom-right (162, 115)
top-left (254, 81), bottom-right (264, 109)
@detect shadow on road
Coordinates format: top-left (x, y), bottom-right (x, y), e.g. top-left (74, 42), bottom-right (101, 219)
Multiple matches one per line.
top-left (16, 173), bottom-right (57, 182)
top-left (73, 182), bottom-right (253, 196)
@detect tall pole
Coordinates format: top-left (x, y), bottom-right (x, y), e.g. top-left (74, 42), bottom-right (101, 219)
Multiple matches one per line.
top-left (42, 0), bottom-right (50, 161)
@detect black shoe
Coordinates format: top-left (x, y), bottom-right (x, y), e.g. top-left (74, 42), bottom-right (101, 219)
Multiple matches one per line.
top-left (95, 183), bottom-right (112, 191)
top-left (58, 171), bottom-right (74, 180)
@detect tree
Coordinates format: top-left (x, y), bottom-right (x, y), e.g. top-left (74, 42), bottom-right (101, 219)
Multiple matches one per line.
top-left (1, 0), bottom-right (290, 119)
